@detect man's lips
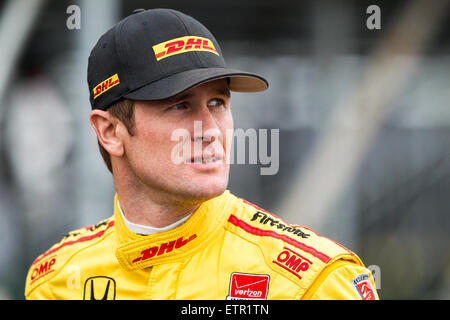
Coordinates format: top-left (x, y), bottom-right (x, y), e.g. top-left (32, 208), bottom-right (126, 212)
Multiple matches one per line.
top-left (187, 146), bottom-right (224, 164)
top-left (189, 153), bottom-right (222, 164)
top-left (186, 157), bottom-right (223, 170)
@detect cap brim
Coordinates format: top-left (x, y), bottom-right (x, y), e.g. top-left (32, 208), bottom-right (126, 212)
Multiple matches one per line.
top-left (123, 67), bottom-right (268, 101)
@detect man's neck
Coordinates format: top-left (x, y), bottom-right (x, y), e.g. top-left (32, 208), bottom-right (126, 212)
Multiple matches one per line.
top-left (117, 200), bottom-right (193, 235)
top-left (113, 176), bottom-right (201, 228)
top-left (111, 161), bottom-right (208, 228)
top-left (116, 190), bottom-right (201, 228)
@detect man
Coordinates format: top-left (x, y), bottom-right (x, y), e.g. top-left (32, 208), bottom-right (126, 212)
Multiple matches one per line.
top-left (25, 8), bottom-right (378, 300)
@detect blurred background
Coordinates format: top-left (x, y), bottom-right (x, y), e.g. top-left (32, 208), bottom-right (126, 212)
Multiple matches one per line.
top-left (0, 0), bottom-right (449, 300)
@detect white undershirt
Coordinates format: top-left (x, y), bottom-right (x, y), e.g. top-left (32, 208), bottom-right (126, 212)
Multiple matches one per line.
top-left (117, 200), bottom-right (192, 235)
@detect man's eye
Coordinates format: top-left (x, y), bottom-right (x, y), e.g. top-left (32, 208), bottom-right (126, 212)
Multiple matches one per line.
top-left (170, 103), bottom-right (187, 110)
top-left (208, 98), bottom-right (225, 107)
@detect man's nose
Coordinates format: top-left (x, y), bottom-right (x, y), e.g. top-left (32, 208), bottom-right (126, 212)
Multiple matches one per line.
top-left (192, 105), bottom-right (221, 142)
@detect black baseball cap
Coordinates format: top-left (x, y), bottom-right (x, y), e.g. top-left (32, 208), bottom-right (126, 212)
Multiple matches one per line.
top-left (88, 8), bottom-right (268, 110)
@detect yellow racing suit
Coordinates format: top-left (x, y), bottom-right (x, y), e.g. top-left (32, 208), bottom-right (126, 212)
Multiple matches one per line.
top-left (25, 190), bottom-right (379, 300)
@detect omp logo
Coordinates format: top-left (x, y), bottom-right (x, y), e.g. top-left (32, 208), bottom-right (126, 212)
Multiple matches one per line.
top-left (83, 276), bottom-right (116, 300)
top-left (153, 36), bottom-right (219, 61)
top-left (132, 234), bottom-right (197, 263)
top-left (93, 73), bottom-right (120, 99)
top-left (273, 247), bottom-right (312, 280)
top-left (30, 256), bottom-right (56, 283)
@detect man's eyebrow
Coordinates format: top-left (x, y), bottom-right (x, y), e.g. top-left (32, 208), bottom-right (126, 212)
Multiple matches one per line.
top-left (161, 87), bottom-right (230, 104)
top-left (215, 88), bottom-right (231, 97)
top-left (162, 92), bottom-right (193, 104)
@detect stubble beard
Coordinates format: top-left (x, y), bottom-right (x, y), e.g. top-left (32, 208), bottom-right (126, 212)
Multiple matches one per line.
top-left (122, 157), bottom-right (230, 211)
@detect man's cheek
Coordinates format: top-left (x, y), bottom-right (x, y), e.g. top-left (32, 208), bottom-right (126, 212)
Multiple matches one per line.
top-left (169, 128), bottom-right (191, 164)
top-left (224, 113), bottom-right (234, 160)
top-left (222, 127), bottom-right (234, 164)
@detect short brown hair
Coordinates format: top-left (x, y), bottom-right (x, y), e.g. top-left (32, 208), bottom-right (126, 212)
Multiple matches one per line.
top-left (98, 99), bottom-right (135, 173)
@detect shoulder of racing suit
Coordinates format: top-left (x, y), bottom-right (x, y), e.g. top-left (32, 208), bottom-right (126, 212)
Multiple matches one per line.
top-left (24, 191), bottom-right (372, 300)
top-left (224, 196), bottom-right (365, 298)
top-left (24, 217), bottom-right (115, 298)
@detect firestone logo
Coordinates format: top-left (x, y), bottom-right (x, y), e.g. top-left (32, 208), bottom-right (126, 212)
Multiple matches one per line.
top-left (251, 211), bottom-right (310, 238)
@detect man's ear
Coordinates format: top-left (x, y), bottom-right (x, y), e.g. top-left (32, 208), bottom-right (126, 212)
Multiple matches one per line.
top-left (90, 110), bottom-right (125, 157)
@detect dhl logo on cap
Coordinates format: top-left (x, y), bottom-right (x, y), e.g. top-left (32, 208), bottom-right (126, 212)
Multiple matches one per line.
top-left (93, 74), bottom-right (120, 99)
top-left (153, 36), bottom-right (219, 61)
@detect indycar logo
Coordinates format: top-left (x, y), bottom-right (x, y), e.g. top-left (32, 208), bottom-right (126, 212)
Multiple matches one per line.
top-left (352, 274), bottom-right (376, 300)
top-left (93, 73), bottom-right (120, 99)
top-left (83, 276), bottom-right (116, 300)
top-left (153, 36), bottom-right (219, 61)
top-left (227, 273), bottom-right (270, 300)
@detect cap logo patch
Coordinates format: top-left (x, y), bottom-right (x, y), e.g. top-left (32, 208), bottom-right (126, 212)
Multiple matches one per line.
top-left (153, 36), bottom-right (219, 61)
top-left (93, 74), bottom-right (120, 99)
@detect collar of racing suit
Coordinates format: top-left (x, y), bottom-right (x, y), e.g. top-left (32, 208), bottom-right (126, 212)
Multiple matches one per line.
top-left (114, 190), bottom-right (233, 271)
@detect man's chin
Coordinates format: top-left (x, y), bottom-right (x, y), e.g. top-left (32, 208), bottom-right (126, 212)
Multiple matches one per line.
top-left (180, 177), bottom-right (228, 201)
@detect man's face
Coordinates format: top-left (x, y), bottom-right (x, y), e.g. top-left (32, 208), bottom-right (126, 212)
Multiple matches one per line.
top-left (121, 79), bottom-right (233, 205)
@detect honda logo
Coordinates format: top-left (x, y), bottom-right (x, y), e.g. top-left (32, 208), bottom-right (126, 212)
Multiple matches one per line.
top-left (83, 276), bottom-right (116, 300)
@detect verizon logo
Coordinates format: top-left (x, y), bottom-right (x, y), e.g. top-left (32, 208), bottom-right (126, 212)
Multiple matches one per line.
top-left (234, 288), bottom-right (263, 298)
top-left (227, 273), bottom-right (269, 300)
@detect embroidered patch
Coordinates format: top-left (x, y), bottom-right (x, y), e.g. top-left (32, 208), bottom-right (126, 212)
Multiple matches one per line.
top-left (153, 36), bottom-right (219, 61)
top-left (352, 273), bottom-right (376, 300)
top-left (272, 247), bottom-right (312, 280)
top-left (93, 74), bottom-right (120, 99)
top-left (29, 255), bottom-right (57, 285)
top-left (83, 276), bottom-right (116, 300)
top-left (227, 272), bottom-right (270, 300)
top-left (132, 234), bottom-right (197, 263)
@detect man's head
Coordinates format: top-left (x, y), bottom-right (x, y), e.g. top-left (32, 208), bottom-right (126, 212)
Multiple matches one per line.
top-left (91, 78), bottom-right (233, 203)
top-left (87, 8), bottom-right (267, 203)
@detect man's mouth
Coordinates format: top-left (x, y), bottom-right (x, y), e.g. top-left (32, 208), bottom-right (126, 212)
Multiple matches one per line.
top-left (190, 155), bottom-right (219, 164)
top-left (200, 156), bottom-right (216, 163)
top-left (186, 147), bottom-right (226, 167)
